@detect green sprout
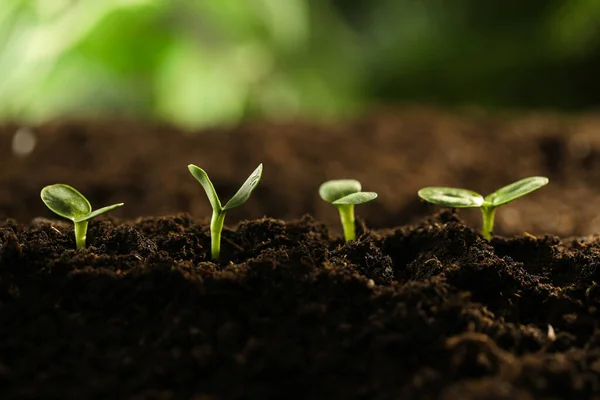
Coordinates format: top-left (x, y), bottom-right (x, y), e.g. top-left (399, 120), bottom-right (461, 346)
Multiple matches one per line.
top-left (188, 163), bottom-right (263, 260)
top-left (40, 184), bottom-right (124, 249)
top-left (417, 176), bottom-right (549, 240)
top-left (319, 179), bottom-right (378, 242)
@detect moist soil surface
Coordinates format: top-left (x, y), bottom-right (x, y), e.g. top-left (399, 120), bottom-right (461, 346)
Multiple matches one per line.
top-left (2, 107), bottom-right (600, 398)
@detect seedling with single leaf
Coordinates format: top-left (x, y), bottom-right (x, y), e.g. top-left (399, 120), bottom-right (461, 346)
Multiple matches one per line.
top-left (417, 176), bottom-right (549, 240)
top-left (40, 184), bottom-right (124, 249)
top-left (188, 163), bottom-right (263, 260)
top-left (319, 179), bottom-right (378, 242)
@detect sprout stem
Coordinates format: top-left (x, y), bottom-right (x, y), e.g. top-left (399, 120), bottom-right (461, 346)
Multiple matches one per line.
top-left (74, 220), bottom-right (88, 250)
top-left (480, 206), bottom-right (497, 240)
top-left (337, 204), bottom-right (356, 242)
top-left (210, 210), bottom-right (226, 260)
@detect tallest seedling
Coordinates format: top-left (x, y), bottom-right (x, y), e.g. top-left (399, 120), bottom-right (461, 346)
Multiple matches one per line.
top-left (188, 163), bottom-right (263, 260)
top-left (418, 176), bottom-right (549, 239)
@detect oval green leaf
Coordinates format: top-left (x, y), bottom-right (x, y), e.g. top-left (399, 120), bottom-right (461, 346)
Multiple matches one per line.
top-left (41, 184), bottom-right (92, 221)
top-left (188, 164), bottom-right (223, 212)
top-left (418, 187), bottom-right (484, 208)
top-left (319, 179), bottom-right (362, 203)
top-left (223, 163), bottom-right (263, 211)
top-left (76, 203), bottom-right (125, 222)
top-left (333, 192), bottom-right (378, 205)
top-left (485, 176), bottom-right (549, 207)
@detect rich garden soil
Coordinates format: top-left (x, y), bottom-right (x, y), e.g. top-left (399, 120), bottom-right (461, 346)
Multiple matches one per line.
top-left (2, 107), bottom-right (600, 398)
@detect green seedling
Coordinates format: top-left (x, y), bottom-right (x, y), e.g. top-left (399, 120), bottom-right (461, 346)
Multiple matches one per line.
top-left (319, 179), bottom-right (378, 242)
top-left (418, 176), bottom-right (549, 240)
top-left (188, 163), bottom-right (263, 260)
top-left (40, 184), bottom-right (124, 249)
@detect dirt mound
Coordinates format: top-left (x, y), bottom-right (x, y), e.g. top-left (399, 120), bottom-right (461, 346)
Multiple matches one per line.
top-left (2, 210), bottom-right (600, 399)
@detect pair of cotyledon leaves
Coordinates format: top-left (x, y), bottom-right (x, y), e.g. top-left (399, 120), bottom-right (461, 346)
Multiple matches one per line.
top-left (418, 176), bottom-right (549, 208)
top-left (41, 184), bottom-right (123, 223)
top-left (318, 179), bottom-right (377, 205)
top-left (188, 163), bottom-right (263, 212)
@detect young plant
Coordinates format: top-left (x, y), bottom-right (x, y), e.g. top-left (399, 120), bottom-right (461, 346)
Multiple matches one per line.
top-left (319, 179), bottom-right (378, 242)
top-left (188, 163), bottom-right (263, 260)
top-left (40, 184), bottom-right (124, 249)
top-left (417, 176), bottom-right (549, 240)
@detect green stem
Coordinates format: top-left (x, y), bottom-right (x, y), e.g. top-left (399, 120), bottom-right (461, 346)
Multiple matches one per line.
top-left (74, 220), bottom-right (88, 249)
top-left (337, 204), bottom-right (356, 242)
top-left (480, 206), bottom-right (497, 240)
top-left (210, 209), bottom-right (226, 260)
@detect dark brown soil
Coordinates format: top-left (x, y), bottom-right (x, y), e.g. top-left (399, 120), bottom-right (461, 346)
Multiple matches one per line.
top-left (2, 107), bottom-right (600, 399)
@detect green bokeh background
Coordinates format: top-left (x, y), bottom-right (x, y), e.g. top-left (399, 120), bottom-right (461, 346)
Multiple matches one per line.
top-left (2, 0), bottom-right (600, 128)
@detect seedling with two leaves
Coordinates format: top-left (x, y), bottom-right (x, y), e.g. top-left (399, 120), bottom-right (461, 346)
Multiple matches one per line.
top-left (188, 163), bottom-right (263, 260)
top-left (40, 184), bottom-right (124, 249)
top-left (319, 179), bottom-right (377, 242)
top-left (418, 176), bottom-right (549, 240)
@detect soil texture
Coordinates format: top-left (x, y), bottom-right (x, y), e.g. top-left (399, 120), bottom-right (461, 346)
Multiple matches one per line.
top-left (2, 107), bottom-right (600, 398)
top-left (2, 210), bottom-right (600, 399)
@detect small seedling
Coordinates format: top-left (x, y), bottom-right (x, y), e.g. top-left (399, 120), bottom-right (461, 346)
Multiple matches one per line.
top-left (417, 176), bottom-right (549, 239)
top-left (188, 163), bottom-right (263, 260)
top-left (40, 184), bottom-right (124, 249)
top-left (319, 179), bottom-right (378, 242)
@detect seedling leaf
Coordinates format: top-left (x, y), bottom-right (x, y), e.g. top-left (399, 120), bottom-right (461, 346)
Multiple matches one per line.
top-left (223, 163), bottom-right (263, 211)
top-left (41, 184), bottom-right (91, 220)
top-left (188, 165), bottom-right (223, 211)
top-left (76, 203), bottom-right (125, 222)
top-left (319, 179), bottom-right (362, 203)
top-left (333, 192), bottom-right (378, 205)
top-left (485, 176), bottom-right (549, 207)
top-left (418, 187), bottom-right (484, 208)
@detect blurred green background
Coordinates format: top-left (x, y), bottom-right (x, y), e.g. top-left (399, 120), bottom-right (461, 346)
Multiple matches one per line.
top-left (1, 0), bottom-right (600, 128)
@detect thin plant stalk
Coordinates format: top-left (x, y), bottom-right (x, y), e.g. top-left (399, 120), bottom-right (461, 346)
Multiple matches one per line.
top-left (210, 210), bottom-right (226, 260)
top-left (337, 204), bottom-right (356, 242)
top-left (480, 206), bottom-right (497, 240)
top-left (74, 220), bottom-right (89, 250)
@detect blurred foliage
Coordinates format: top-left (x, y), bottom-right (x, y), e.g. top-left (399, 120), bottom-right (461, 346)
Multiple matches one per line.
top-left (1, 0), bottom-right (600, 128)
